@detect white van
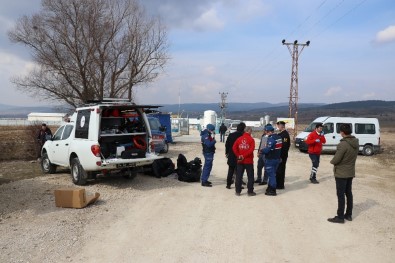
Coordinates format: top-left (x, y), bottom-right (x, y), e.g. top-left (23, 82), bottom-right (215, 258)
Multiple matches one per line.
top-left (295, 116), bottom-right (381, 156)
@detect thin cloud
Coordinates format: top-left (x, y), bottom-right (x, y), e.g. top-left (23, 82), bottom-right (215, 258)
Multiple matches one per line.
top-left (192, 8), bottom-right (224, 31)
top-left (363, 92), bottom-right (376, 99)
top-left (203, 66), bottom-right (217, 76)
top-left (374, 25), bottom-right (395, 44)
top-left (324, 86), bottom-right (342, 96)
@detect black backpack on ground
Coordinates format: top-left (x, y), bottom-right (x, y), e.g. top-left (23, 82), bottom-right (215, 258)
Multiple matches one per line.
top-left (151, 158), bottom-right (175, 178)
top-left (176, 154), bottom-right (202, 183)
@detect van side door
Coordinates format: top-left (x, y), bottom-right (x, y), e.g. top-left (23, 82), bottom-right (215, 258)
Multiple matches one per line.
top-left (322, 122), bottom-right (337, 151)
top-left (325, 123), bottom-right (353, 151)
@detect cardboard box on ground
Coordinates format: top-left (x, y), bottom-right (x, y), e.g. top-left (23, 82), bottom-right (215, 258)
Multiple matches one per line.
top-left (54, 188), bottom-right (100, 209)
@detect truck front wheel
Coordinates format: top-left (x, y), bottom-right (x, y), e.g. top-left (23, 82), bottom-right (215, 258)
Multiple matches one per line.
top-left (71, 157), bottom-right (87, 185)
top-left (41, 153), bottom-right (57, 174)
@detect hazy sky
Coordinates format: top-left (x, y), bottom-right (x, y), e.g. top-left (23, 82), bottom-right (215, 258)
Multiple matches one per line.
top-left (0, 0), bottom-right (394, 107)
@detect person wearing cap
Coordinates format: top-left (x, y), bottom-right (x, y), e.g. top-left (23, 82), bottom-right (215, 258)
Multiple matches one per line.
top-left (261, 124), bottom-right (282, 196)
top-left (36, 123), bottom-right (52, 159)
top-left (305, 123), bottom-right (326, 184)
top-left (232, 126), bottom-right (256, 196)
top-left (276, 121), bottom-right (290, 189)
top-left (225, 122), bottom-right (246, 189)
top-left (255, 127), bottom-right (269, 185)
top-left (200, 124), bottom-right (216, 187)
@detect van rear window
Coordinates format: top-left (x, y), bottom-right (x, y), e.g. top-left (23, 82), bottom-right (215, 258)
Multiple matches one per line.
top-left (355, 123), bottom-right (376, 134)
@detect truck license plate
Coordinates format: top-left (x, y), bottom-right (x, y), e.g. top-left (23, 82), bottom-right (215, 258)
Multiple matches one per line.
top-left (116, 163), bottom-right (135, 168)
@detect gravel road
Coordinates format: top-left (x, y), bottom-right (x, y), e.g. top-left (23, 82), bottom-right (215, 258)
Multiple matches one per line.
top-left (0, 131), bottom-right (394, 263)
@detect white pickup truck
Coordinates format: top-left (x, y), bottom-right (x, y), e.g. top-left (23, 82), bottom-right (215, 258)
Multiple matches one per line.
top-left (41, 101), bottom-right (162, 185)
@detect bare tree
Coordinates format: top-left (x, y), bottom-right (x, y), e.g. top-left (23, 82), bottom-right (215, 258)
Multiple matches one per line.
top-left (8, 0), bottom-right (169, 107)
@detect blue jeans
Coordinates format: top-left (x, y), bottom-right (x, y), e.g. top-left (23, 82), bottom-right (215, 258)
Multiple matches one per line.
top-left (201, 152), bottom-right (214, 183)
top-left (257, 155), bottom-right (268, 182)
top-left (265, 159), bottom-right (280, 189)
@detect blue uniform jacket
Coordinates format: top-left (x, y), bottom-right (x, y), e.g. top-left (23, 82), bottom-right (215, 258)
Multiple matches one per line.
top-left (201, 129), bottom-right (216, 153)
top-left (262, 134), bottom-right (282, 159)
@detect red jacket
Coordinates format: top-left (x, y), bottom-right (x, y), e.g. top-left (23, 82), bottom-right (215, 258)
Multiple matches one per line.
top-left (232, 132), bottom-right (255, 164)
top-left (305, 131), bottom-right (326, 154)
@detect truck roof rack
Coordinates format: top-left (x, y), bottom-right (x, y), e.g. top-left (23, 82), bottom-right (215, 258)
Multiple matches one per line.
top-left (80, 99), bottom-right (162, 109)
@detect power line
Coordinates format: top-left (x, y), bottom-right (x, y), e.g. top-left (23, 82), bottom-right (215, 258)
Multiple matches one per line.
top-left (313, 0), bottom-right (368, 38)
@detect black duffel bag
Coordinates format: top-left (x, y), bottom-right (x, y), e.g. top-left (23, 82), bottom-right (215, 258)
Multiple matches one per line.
top-left (151, 158), bottom-right (175, 178)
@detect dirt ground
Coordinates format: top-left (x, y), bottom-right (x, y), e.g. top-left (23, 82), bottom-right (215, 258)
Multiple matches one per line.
top-left (0, 130), bottom-right (394, 262)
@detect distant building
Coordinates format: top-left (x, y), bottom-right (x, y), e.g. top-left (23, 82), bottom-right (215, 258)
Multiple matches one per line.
top-left (27, 112), bottom-right (68, 125)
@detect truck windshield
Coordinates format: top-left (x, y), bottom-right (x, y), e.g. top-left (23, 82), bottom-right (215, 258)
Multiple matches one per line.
top-left (304, 122), bottom-right (320, 132)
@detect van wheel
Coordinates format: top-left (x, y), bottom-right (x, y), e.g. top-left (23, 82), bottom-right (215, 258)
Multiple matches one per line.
top-left (41, 153), bottom-right (57, 174)
top-left (71, 157), bottom-right (87, 185)
top-left (362, 145), bottom-right (374, 156)
top-left (161, 142), bottom-right (169, 153)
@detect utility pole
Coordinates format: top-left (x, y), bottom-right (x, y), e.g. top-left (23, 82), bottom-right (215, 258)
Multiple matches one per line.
top-left (282, 39), bottom-right (310, 141)
top-left (219, 92), bottom-right (228, 123)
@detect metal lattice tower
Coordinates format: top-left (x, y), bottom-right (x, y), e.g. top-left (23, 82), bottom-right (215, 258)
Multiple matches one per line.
top-left (282, 39), bottom-right (310, 141)
top-left (219, 92), bottom-right (228, 122)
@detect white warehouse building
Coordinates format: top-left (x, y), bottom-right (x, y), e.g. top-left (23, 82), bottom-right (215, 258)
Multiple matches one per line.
top-left (27, 112), bottom-right (68, 125)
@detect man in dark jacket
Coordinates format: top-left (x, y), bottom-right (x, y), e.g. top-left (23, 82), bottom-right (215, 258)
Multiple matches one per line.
top-left (328, 124), bottom-right (359, 224)
top-left (219, 123), bottom-right (227, 143)
top-left (276, 121), bottom-right (290, 189)
top-left (200, 124), bottom-right (216, 187)
top-left (225, 122), bottom-right (246, 189)
top-left (37, 123), bottom-right (52, 158)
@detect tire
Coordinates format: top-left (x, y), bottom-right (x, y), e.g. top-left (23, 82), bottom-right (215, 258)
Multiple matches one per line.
top-left (41, 152), bottom-right (57, 174)
top-left (161, 142), bottom-right (169, 153)
top-left (362, 145), bottom-right (374, 156)
top-left (71, 157), bottom-right (87, 185)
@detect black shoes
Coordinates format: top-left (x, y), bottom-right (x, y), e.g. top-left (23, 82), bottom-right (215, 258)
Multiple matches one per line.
top-left (254, 179), bottom-right (261, 184)
top-left (201, 181), bottom-right (212, 187)
top-left (226, 185), bottom-right (231, 189)
top-left (248, 192), bottom-right (256, 196)
top-left (235, 192), bottom-right (241, 196)
top-left (345, 214), bottom-right (352, 221)
top-left (327, 216), bottom-right (345, 224)
top-left (310, 178), bottom-right (319, 184)
top-left (265, 191), bottom-right (277, 196)
top-left (259, 181), bottom-right (267, 185)
top-left (276, 186), bottom-right (284, 189)
top-left (265, 187), bottom-right (277, 196)
top-left (242, 181), bottom-right (246, 185)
